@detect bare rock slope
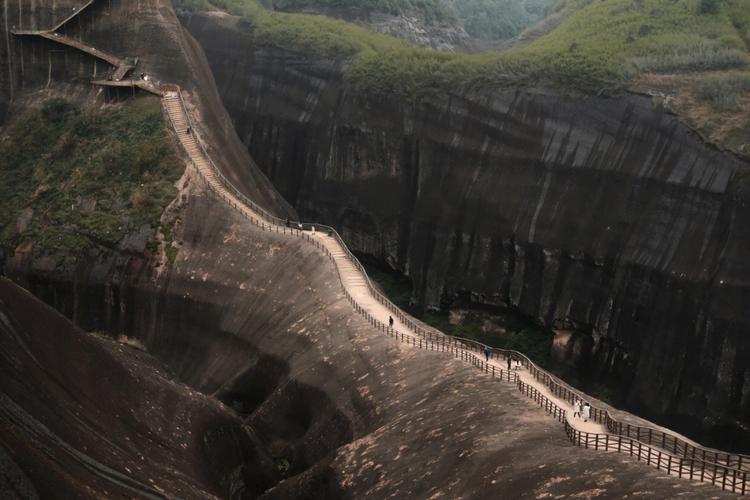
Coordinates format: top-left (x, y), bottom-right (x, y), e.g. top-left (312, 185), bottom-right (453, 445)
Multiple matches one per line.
top-left (0, 184), bottom-right (734, 498)
top-left (180, 11), bottom-right (750, 452)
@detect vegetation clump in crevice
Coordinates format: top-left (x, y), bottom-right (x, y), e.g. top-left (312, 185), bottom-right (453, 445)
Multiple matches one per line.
top-left (0, 97), bottom-right (183, 262)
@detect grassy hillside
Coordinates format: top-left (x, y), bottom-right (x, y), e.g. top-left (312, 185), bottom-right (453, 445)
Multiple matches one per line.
top-left (183, 0), bottom-right (749, 97)
top-left (0, 98), bottom-right (183, 259)
top-left (269, 0), bottom-right (556, 41)
top-left (272, 0), bottom-right (458, 25)
top-left (450, 0), bottom-right (555, 41)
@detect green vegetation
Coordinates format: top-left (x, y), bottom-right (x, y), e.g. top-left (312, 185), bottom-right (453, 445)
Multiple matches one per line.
top-left (449, 0), bottom-right (555, 41)
top-left (359, 256), bottom-right (412, 309)
top-left (697, 72), bottom-right (750, 111)
top-left (698, 0), bottom-right (720, 15)
top-left (423, 309), bottom-right (554, 366)
top-left (361, 259), bottom-right (622, 401)
top-left (272, 0), bottom-right (458, 25)
top-left (0, 98), bottom-right (183, 258)
top-left (269, 0), bottom-right (555, 41)
top-left (361, 259), bottom-right (554, 365)
top-left (180, 0), bottom-right (749, 97)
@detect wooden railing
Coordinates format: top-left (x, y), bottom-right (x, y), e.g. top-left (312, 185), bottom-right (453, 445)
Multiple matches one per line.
top-left (565, 421), bottom-right (748, 495)
top-left (164, 88), bottom-right (750, 495)
top-left (604, 414), bottom-right (749, 473)
top-left (517, 380), bottom-right (566, 423)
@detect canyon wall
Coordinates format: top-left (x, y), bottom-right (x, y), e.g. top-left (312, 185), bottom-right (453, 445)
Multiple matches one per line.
top-left (181, 11), bottom-right (750, 451)
top-left (3, 176), bottom-right (731, 498)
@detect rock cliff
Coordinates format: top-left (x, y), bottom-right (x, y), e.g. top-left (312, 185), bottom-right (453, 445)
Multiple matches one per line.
top-left (0, 1), bottom-right (748, 495)
top-left (1, 182), bottom-right (733, 498)
top-left (0, 0), bottom-right (292, 217)
top-left (181, 11), bottom-right (750, 452)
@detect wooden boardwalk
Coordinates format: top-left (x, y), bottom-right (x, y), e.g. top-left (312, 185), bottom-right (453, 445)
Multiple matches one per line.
top-left (13, 2), bottom-right (134, 83)
top-left (11, 1), bottom-right (749, 491)
top-left (163, 89), bottom-right (749, 494)
top-left (50, 0), bottom-right (100, 32)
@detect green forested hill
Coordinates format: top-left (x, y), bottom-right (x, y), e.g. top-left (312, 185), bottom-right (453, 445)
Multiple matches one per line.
top-left (271, 0), bottom-right (458, 25)
top-left (183, 0), bottom-right (749, 92)
top-left (450, 0), bottom-right (555, 41)
top-left (262, 0), bottom-right (556, 41)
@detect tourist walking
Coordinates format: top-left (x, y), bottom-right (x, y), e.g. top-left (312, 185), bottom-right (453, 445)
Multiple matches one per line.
top-left (583, 402), bottom-right (591, 422)
top-left (311, 225), bottom-right (316, 235)
top-left (389, 315), bottom-right (394, 329)
top-left (573, 400), bottom-right (581, 419)
top-left (484, 346), bottom-right (490, 362)
top-left (507, 356), bottom-right (511, 371)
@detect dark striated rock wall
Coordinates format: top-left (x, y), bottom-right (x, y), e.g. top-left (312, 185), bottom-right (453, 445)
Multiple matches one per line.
top-left (4, 179), bottom-right (733, 498)
top-left (181, 12), bottom-right (750, 451)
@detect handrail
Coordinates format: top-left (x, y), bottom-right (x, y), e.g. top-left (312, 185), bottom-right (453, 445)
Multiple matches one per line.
top-left (164, 89), bottom-right (750, 493)
top-left (169, 88), bottom-right (750, 473)
top-left (52, 0), bottom-right (100, 33)
top-left (564, 421), bottom-right (748, 495)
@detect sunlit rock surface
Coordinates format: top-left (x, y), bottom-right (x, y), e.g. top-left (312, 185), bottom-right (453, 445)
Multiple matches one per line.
top-left (0, 185), bottom-right (734, 498)
top-left (180, 11), bottom-right (750, 451)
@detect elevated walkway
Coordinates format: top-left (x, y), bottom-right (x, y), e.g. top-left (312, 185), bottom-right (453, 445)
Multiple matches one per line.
top-left (162, 88), bottom-right (750, 495)
top-left (91, 79), bottom-right (163, 96)
top-left (14, 0), bottom-right (101, 34)
top-left (51, 0), bottom-right (100, 32)
top-left (12, 3), bottom-right (134, 83)
top-left (11, 2), bottom-right (749, 493)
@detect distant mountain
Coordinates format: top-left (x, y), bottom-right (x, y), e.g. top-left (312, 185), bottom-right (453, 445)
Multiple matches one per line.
top-left (266, 0), bottom-right (557, 51)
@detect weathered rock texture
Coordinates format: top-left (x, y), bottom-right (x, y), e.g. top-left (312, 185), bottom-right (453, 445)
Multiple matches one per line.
top-left (0, 1), bottom-right (747, 495)
top-left (0, 0), bottom-right (292, 217)
top-left (0, 275), bottom-right (277, 499)
top-left (181, 11), bottom-right (750, 452)
top-left (1, 179), bottom-right (735, 498)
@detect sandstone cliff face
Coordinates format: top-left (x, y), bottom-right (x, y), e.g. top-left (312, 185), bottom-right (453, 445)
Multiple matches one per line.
top-left (4, 177), bottom-right (731, 498)
top-left (0, 0), bottom-right (293, 217)
top-left (181, 12), bottom-right (750, 451)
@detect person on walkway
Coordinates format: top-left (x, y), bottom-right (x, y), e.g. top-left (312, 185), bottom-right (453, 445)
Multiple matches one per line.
top-left (186, 126), bottom-right (191, 135)
top-left (507, 356), bottom-right (511, 371)
top-left (311, 225), bottom-right (316, 235)
top-left (286, 218), bottom-right (291, 228)
top-left (573, 400), bottom-right (581, 419)
top-left (389, 316), bottom-right (394, 329)
top-left (298, 222), bottom-right (303, 233)
top-left (484, 346), bottom-right (490, 362)
top-left (582, 402), bottom-right (591, 422)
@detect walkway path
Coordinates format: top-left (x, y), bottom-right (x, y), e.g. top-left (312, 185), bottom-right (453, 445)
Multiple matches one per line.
top-left (314, 230), bottom-right (606, 430)
top-left (13, 2), bottom-right (134, 83)
top-left (163, 90), bottom-right (749, 494)
top-left (50, 0), bottom-right (100, 33)
top-left (13, 7), bottom-right (749, 491)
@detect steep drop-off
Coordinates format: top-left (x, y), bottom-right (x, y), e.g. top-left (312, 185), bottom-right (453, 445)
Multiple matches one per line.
top-left (2, 174), bottom-right (733, 498)
top-left (0, 1), bottom-right (747, 495)
top-left (0, 0), bottom-right (292, 217)
top-left (0, 275), bottom-right (279, 499)
top-left (181, 11), bottom-right (750, 452)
